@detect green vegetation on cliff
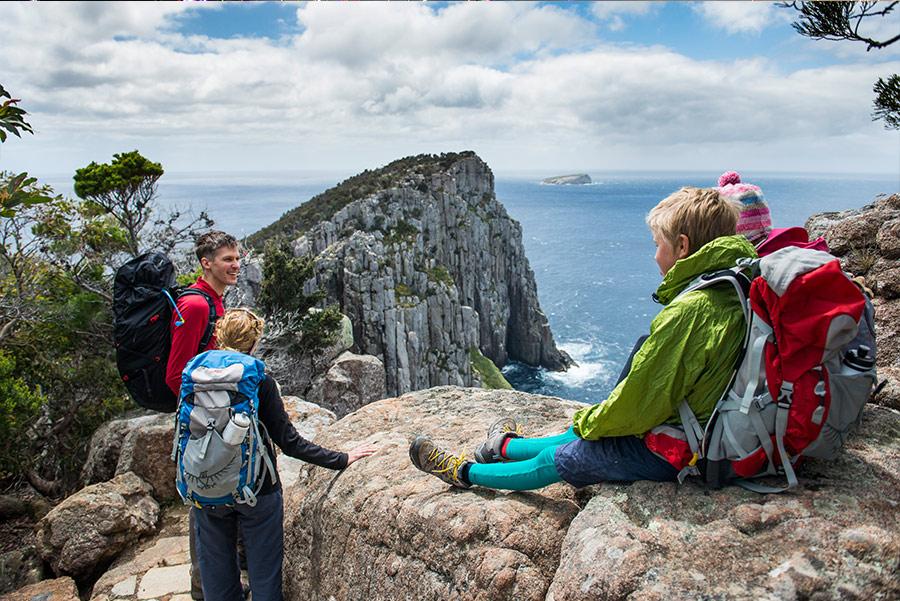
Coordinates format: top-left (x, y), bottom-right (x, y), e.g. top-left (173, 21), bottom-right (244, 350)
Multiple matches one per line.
top-left (468, 347), bottom-right (512, 390)
top-left (246, 151), bottom-right (477, 249)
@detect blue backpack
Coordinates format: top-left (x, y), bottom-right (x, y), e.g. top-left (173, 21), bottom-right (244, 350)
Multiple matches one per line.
top-left (171, 350), bottom-right (275, 507)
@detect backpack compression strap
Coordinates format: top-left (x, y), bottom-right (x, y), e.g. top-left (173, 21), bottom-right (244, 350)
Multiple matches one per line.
top-left (178, 289), bottom-right (218, 354)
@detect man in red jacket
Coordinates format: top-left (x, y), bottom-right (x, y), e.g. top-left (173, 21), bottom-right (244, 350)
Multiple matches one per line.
top-left (165, 230), bottom-right (241, 600)
top-left (165, 231), bottom-right (241, 396)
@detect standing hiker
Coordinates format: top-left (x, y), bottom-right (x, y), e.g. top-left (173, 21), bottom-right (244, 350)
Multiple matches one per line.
top-left (183, 308), bottom-right (377, 601)
top-left (166, 230), bottom-right (241, 599)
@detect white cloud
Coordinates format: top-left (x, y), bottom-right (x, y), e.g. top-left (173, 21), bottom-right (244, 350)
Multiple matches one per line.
top-left (591, 2), bottom-right (655, 19)
top-left (591, 1), bottom-right (655, 31)
top-left (0, 2), bottom-right (896, 176)
top-left (694, 1), bottom-right (786, 34)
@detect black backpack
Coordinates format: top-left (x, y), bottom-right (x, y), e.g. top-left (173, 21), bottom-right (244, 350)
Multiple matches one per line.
top-left (113, 251), bottom-right (217, 412)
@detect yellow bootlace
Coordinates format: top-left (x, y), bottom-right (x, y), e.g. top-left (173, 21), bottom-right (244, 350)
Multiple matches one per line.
top-left (427, 447), bottom-right (468, 481)
top-left (503, 423), bottom-right (524, 437)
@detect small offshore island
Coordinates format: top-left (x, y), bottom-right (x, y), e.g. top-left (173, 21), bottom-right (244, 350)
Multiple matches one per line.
top-left (542, 173), bottom-right (592, 185)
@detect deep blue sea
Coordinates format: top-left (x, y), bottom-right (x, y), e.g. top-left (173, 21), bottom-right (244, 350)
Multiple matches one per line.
top-left (44, 170), bottom-right (898, 403)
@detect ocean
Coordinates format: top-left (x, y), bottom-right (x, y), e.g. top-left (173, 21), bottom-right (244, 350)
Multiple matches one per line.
top-left (44, 170), bottom-right (898, 403)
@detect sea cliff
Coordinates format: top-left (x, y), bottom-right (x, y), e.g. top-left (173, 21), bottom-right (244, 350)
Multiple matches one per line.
top-left (241, 152), bottom-right (572, 398)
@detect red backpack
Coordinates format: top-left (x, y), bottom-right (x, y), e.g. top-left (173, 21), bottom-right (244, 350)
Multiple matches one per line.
top-left (645, 245), bottom-right (877, 492)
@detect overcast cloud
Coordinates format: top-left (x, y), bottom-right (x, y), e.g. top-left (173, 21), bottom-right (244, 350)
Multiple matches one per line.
top-left (0, 2), bottom-right (897, 176)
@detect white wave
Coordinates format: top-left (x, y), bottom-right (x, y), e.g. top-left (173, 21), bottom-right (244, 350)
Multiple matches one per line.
top-left (546, 359), bottom-right (610, 388)
top-left (559, 341), bottom-right (593, 359)
top-left (548, 341), bottom-right (612, 387)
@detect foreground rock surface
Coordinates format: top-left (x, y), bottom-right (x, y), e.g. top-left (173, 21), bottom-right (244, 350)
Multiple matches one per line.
top-left (807, 193), bottom-right (900, 409)
top-left (283, 387), bottom-right (584, 601)
top-left (283, 388), bottom-right (899, 601)
top-left (547, 405), bottom-right (900, 600)
top-left (35, 473), bottom-right (159, 581)
top-left (4, 577), bottom-right (79, 601)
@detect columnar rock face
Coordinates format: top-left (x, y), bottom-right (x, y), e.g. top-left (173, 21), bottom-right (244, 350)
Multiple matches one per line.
top-left (250, 153), bottom-right (571, 397)
top-left (35, 473), bottom-right (159, 581)
top-left (282, 388), bottom-right (899, 601)
top-left (807, 193), bottom-right (900, 409)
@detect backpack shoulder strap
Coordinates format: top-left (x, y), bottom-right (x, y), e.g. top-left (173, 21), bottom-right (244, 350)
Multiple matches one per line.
top-left (178, 289), bottom-right (218, 353)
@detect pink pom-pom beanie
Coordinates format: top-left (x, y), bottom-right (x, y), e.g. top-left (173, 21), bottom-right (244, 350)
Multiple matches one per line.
top-left (717, 171), bottom-right (772, 245)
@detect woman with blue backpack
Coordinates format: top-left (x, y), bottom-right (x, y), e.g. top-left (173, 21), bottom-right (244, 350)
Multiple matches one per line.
top-left (174, 308), bottom-right (376, 601)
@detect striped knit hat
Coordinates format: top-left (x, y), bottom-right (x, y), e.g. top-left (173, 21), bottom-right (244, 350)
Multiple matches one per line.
top-left (717, 171), bottom-right (771, 245)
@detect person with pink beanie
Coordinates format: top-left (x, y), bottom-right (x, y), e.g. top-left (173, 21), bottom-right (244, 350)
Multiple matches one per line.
top-left (716, 170), bottom-right (772, 245)
top-left (717, 170), bottom-right (830, 256)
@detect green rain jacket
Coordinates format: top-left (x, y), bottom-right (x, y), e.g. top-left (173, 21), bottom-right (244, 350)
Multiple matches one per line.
top-left (573, 235), bottom-right (758, 440)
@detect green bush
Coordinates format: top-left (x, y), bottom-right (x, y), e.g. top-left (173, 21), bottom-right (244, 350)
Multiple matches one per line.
top-left (0, 351), bottom-right (44, 479)
top-left (468, 347), bottom-right (512, 390)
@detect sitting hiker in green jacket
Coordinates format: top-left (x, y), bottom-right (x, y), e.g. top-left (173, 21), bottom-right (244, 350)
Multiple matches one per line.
top-left (409, 186), bottom-right (757, 490)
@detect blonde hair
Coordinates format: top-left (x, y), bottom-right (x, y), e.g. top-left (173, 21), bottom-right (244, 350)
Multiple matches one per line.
top-left (646, 187), bottom-right (741, 254)
top-left (215, 308), bottom-right (265, 354)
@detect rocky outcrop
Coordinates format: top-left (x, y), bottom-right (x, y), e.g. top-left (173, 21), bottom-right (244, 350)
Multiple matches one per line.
top-left (807, 193), bottom-right (900, 409)
top-left (541, 174), bottom-right (591, 185)
top-left (282, 387), bottom-right (899, 601)
top-left (279, 396), bottom-right (339, 489)
top-left (309, 351), bottom-right (387, 417)
top-left (4, 577), bottom-right (79, 601)
top-left (282, 387), bottom-right (585, 601)
top-left (81, 412), bottom-right (177, 503)
top-left (546, 404), bottom-right (900, 599)
top-left (81, 413), bottom-right (156, 486)
top-left (35, 473), bottom-right (159, 581)
top-left (113, 415), bottom-right (176, 503)
top-left (246, 153), bottom-right (572, 397)
top-left (258, 312), bottom-right (355, 401)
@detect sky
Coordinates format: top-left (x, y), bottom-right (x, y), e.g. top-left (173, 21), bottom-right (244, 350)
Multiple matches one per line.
top-left (1, 1), bottom-right (899, 179)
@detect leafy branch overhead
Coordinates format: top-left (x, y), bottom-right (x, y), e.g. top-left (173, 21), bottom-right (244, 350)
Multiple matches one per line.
top-left (0, 84), bottom-right (33, 142)
top-left (780, 1), bottom-right (900, 51)
top-left (0, 84), bottom-right (55, 217)
top-left (779, 1), bottom-right (900, 130)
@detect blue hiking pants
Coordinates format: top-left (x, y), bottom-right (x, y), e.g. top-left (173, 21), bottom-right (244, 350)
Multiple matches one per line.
top-left (194, 489), bottom-right (284, 601)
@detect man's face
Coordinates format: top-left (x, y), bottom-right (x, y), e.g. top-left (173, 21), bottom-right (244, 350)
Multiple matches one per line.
top-left (201, 245), bottom-right (241, 289)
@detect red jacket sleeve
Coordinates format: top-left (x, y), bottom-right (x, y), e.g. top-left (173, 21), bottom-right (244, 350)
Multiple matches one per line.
top-left (165, 295), bottom-right (212, 395)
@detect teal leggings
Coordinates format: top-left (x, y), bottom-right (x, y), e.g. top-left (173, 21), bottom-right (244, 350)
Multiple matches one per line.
top-left (465, 427), bottom-right (578, 491)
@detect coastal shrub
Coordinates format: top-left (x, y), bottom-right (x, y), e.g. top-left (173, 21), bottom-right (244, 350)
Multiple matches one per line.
top-left (257, 240), bottom-right (341, 357)
top-left (427, 265), bottom-right (454, 288)
top-left (0, 351), bottom-right (43, 479)
top-left (468, 347), bottom-right (512, 390)
top-left (384, 220), bottom-right (419, 245)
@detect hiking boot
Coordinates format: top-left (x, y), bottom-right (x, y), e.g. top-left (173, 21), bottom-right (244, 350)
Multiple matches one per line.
top-left (409, 436), bottom-right (471, 489)
top-left (474, 417), bottom-right (524, 464)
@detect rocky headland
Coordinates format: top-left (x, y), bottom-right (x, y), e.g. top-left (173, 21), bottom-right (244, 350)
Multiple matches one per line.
top-left (541, 173), bottom-right (592, 185)
top-left (236, 152), bottom-right (572, 407)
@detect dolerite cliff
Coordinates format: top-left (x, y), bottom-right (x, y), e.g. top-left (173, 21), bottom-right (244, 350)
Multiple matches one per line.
top-left (246, 152), bottom-right (572, 397)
